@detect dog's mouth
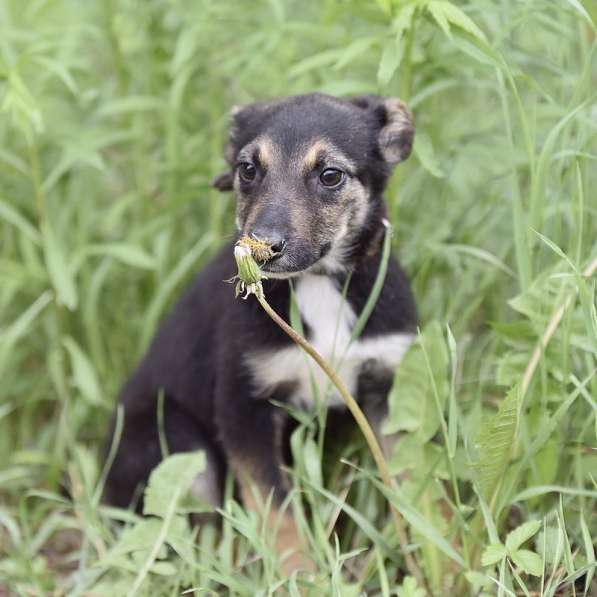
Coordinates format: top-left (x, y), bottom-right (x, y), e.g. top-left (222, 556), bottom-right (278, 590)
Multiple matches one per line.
top-left (259, 241), bottom-right (332, 277)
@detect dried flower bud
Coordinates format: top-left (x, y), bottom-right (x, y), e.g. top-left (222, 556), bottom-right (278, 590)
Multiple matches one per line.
top-left (232, 241), bottom-right (266, 299)
top-left (239, 235), bottom-right (276, 262)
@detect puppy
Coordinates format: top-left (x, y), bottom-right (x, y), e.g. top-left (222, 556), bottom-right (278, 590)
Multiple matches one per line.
top-left (104, 93), bottom-right (417, 574)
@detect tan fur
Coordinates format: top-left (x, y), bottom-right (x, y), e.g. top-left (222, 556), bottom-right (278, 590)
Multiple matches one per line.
top-left (300, 138), bottom-right (328, 174)
top-left (256, 135), bottom-right (277, 170)
top-left (299, 138), bottom-right (356, 175)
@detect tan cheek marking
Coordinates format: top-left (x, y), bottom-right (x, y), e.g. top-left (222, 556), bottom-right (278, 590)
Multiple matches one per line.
top-left (317, 181), bottom-right (368, 255)
top-left (344, 181), bottom-right (369, 229)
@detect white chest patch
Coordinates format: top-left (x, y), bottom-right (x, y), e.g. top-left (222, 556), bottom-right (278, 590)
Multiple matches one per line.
top-left (245, 274), bottom-right (414, 408)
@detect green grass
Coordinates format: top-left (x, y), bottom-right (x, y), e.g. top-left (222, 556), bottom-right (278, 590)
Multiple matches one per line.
top-left (1, 0), bottom-right (596, 595)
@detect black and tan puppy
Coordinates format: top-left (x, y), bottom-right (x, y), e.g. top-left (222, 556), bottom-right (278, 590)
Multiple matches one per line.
top-left (104, 93), bottom-right (417, 573)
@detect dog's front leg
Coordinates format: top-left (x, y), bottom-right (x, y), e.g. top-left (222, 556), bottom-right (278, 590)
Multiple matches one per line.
top-left (215, 392), bottom-right (314, 576)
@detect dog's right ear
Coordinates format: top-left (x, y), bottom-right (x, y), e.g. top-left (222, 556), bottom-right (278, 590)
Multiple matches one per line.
top-left (212, 100), bottom-right (280, 192)
top-left (211, 170), bottom-right (234, 192)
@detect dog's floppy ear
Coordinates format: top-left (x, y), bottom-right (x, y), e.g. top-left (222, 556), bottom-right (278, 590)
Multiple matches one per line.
top-left (350, 95), bottom-right (414, 165)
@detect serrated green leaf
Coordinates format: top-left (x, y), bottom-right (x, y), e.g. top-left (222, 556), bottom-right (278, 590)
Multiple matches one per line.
top-left (505, 520), bottom-right (542, 552)
top-left (143, 451), bottom-right (206, 518)
top-left (104, 514), bottom-right (191, 569)
top-left (111, 518), bottom-right (164, 556)
top-left (474, 384), bottom-right (521, 503)
top-left (384, 321), bottom-right (448, 441)
top-left (481, 543), bottom-right (507, 566)
top-left (511, 549), bottom-right (543, 576)
top-left (121, 453), bottom-right (206, 595)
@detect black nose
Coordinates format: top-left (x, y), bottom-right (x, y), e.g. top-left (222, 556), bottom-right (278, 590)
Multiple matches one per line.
top-left (251, 230), bottom-right (287, 256)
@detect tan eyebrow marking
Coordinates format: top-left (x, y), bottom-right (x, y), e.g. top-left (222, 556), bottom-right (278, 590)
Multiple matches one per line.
top-left (256, 135), bottom-right (277, 168)
top-left (300, 138), bottom-right (355, 174)
top-left (236, 135), bottom-right (279, 169)
top-left (301, 139), bottom-right (329, 173)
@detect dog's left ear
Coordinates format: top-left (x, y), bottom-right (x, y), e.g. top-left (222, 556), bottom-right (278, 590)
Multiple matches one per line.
top-left (350, 95), bottom-right (414, 165)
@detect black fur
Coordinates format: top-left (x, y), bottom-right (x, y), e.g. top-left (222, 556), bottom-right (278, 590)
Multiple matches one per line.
top-left (104, 93), bottom-right (417, 514)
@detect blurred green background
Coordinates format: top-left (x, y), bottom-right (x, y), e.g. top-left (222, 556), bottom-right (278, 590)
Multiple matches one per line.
top-left (0, 0), bottom-right (596, 595)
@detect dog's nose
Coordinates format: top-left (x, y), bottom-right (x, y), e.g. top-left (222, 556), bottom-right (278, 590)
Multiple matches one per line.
top-left (251, 230), bottom-right (287, 256)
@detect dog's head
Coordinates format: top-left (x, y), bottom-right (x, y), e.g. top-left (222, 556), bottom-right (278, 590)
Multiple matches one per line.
top-left (213, 93), bottom-right (414, 276)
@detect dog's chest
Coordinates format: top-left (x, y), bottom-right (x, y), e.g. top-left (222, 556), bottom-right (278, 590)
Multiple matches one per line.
top-left (245, 274), bottom-right (413, 408)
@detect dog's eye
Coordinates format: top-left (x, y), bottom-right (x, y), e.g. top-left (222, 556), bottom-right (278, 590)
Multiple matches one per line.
top-left (238, 162), bottom-right (257, 182)
top-left (319, 168), bottom-right (344, 188)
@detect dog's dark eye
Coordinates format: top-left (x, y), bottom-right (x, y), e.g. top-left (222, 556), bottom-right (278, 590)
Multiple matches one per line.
top-left (238, 162), bottom-right (257, 182)
top-left (319, 168), bottom-right (344, 188)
